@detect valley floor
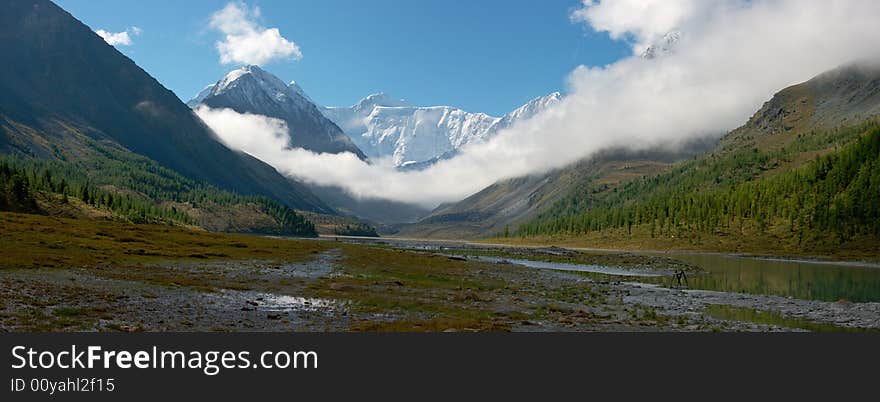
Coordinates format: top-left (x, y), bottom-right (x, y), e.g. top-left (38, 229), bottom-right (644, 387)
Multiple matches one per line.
top-left (1, 213), bottom-right (877, 332)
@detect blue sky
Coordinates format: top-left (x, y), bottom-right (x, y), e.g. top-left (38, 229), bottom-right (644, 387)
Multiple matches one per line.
top-left (55, 0), bottom-right (629, 115)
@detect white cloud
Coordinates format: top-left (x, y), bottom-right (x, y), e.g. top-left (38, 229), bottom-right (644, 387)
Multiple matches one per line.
top-left (95, 26), bottom-right (142, 47)
top-left (570, 0), bottom-right (708, 54)
top-left (209, 2), bottom-right (302, 66)
top-left (197, 0), bottom-right (880, 209)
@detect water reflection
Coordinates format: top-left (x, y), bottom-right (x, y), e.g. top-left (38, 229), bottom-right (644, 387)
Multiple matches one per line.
top-left (660, 254), bottom-right (880, 302)
top-left (469, 256), bottom-right (662, 277)
top-left (704, 304), bottom-right (876, 332)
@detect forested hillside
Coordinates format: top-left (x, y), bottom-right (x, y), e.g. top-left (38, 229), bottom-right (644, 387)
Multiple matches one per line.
top-left (0, 0), bottom-right (331, 214)
top-left (0, 142), bottom-right (317, 236)
top-left (511, 64), bottom-right (880, 255)
top-left (516, 121), bottom-right (880, 249)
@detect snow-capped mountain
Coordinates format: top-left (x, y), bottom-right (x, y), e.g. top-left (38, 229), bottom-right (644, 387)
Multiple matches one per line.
top-left (287, 80), bottom-right (313, 103)
top-left (488, 91), bottom-right (562, 135)
top-left (641, 31), bottom-right (681, 59)
top-left (323, 96), bottom-right (499, 167)
top-left (186, 84), bottom-right (215, 108)
top-left (189, 65), bottom-right (365, 158)
top-left (322, 92), bottom-right (563, 168)
top-left (189, 66), bottom-right (562, 169)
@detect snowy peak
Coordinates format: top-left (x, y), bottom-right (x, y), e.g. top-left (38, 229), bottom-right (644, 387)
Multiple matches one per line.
top-left (189, 65), bottom-right (563, 169)
top-left (641, 31), bottom-right (681, 59)
top-left (189, 66), bottom-right (366, 158)
top-left (489, 92), bottom-right (563, 134)
top-left (189, 65), bottom-right (310, 111)
top-left (501, 92), bottom-right (562, 122)
top-left (320, 90), bottom-right (564, 168)
top-left (202, 65), bottom-right (320, 110)
top-left (507, 92), bottom-right (562, 120)
top-left (215, 65), bottom-right (288, 95)
top-left (186, 84), bottom-right (216, 108)
top-left (321, 94), bottom-right (501, 166)
top-left (353, 92), bottom-right (411, 112)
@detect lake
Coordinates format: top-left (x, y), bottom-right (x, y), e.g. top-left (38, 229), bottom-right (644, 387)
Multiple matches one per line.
top-left (327, 236), bottom-right (880, 303)
top-left (656, 253), bottom-right (880, 302)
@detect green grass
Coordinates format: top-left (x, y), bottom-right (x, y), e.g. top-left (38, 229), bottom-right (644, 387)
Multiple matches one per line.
top-left (0, 211), bottom-right (755, 333)
top-left (52, 306), bottom-right (84, 317)
top-left (0, 212), bottom-right (329, 270)
top-left (310, 245), bottom-right (512, 331)
top-left (703, 304), bottom-right (877, 332)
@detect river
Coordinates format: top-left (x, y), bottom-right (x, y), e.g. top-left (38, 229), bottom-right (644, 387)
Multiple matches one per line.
top-left (323, 235), bottom-right (880, 303)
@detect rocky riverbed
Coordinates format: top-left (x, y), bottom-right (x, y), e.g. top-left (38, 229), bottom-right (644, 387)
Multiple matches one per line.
top-left (2, 235), bottom-right (877, 332)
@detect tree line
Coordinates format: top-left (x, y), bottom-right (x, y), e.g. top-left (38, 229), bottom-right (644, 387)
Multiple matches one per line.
top-left (0, 141), bottom-right (316, 236)
top-left (515, 121), bottom-right (880, 246)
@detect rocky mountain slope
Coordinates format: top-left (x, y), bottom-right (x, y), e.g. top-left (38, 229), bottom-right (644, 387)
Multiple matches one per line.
top-left (397, 144), bottom-right (709, 239)
top-left (191, 65), bottom-right (366, 158)
top-left (189, 68), bottom-right (431, 225)
top-left (0, 0), bottom-right (331, 214)
top-left (513, 62), bottom-right (880, 255)
top-left (404, 63), bottom-right (880, 242)
top-left (188, 68), bottom-right (562, 223)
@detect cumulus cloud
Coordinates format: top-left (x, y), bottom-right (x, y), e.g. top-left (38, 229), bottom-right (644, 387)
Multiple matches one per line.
top-left (571, 0), bottom-right (706, 55)
top-left (198, 0), bottom-right (880, 208)
top-left (95, 26), bottom-right (142, 46)
top-left (209, 2), bottom-right (302, 66)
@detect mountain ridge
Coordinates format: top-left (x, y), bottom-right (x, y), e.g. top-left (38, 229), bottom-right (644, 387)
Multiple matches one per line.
top-left (402, 63), bottom-right (880, 243)
top-left (0, 0), bottom-right (332, 214)
top-left (398, 144), bottom-right (708, 239)
top-left (193, 65), bottom-right (366, 159)
top-left (189, 67), bottom-right (432, 225)
top-left (321, 91), bottom-right (563, 168)
top-left (510, 62), bottom-right (880, 255)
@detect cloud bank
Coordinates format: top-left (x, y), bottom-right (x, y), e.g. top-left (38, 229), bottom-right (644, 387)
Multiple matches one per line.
top-left (96, 26), bottom-right (141, 46)
top-left (209, 2), bottom-right (302, 66)
top-left (198, 0), bottom-right (880, 208)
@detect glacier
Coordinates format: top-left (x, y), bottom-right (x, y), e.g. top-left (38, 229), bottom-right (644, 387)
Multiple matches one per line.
top-left (189, 65), bottom-right (563, 169)
top-left (322, 91), bottom-right (563, 168)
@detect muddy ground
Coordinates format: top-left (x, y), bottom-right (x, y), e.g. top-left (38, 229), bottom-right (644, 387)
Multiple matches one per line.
top-left (1, 237), bottom-right (877, 332)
